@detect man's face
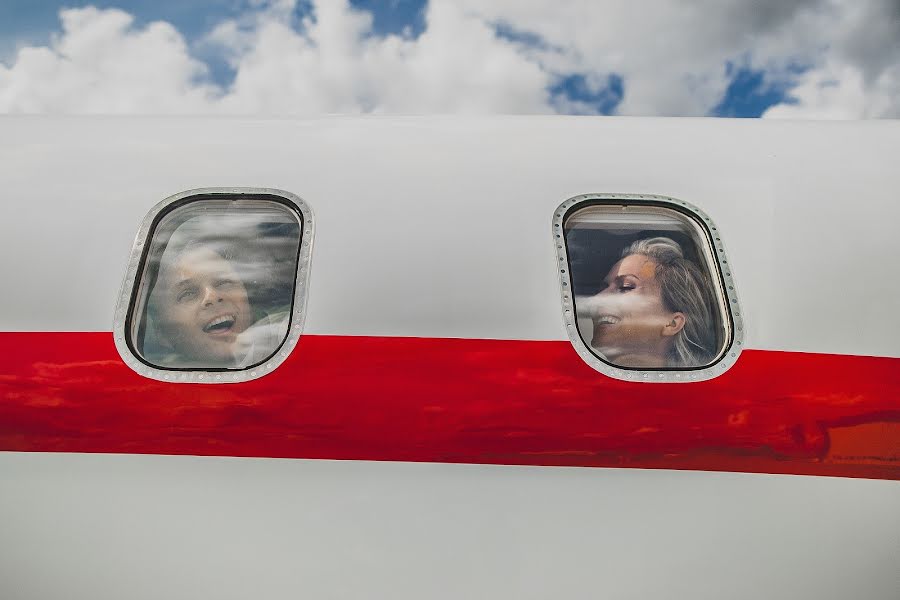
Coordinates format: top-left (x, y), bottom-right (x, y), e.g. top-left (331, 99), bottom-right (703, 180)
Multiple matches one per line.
top-left (156, 247), bottom-right (252, 366)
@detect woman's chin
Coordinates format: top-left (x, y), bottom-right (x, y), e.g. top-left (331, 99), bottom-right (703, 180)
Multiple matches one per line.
top-left (590, 343), bottom-right (669, 368)
top-left (591, 341), bottom-right (623, 362)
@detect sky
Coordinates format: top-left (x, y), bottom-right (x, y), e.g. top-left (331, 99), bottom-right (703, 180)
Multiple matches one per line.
top-left (0, 0), bottom-right (897, 118)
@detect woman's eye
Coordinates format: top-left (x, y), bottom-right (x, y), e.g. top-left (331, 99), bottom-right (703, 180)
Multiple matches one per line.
top-left (214, 279), bottom-right (236, 289)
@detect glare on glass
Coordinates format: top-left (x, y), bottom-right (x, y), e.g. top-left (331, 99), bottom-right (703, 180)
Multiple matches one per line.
top-left (129, 199), bottom-right (302, 370)
top-left (564, 204), bottom-right (729, 370)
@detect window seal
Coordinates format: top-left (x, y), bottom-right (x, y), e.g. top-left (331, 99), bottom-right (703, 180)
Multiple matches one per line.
top-left (112, 187), bottom-right (315, 384)
top-left (554, 193), bottom-right (744, 383)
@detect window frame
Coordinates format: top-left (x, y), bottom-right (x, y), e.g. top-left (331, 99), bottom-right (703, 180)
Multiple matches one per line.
top-left (554, 193), bottom-right (744, 383)
top-left (113, 187), bottom-right (314, 384)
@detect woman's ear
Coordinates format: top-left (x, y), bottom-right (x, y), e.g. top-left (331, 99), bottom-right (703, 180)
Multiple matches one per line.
top-left (662, 312), bottom-right (686, 337)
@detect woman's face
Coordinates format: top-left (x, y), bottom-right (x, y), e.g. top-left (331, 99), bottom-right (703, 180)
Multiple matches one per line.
top-left (155, 247), bottom-right (252, 366)
top-left (589, 253), bottom-right (682, 367)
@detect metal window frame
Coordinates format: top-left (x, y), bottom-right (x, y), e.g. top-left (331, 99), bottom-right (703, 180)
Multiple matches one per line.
top-left (113, 187), bottom-right (314, 384)
top-left (554, 193), bottom-right (744, 383)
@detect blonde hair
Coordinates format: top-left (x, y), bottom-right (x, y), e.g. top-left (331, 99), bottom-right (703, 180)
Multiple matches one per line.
top-left (625, 237), bottom-right (718, 366)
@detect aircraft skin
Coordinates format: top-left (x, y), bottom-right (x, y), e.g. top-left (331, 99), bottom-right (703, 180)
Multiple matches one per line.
top-left (0, 116), bottom-right (898, 599)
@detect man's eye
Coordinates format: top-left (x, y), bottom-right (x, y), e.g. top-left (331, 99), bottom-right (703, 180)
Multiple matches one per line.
top-left (214, 279), bottom-right (236, 289)
top-left (177, 289), bottom-right (198, 303)
top-left (618, 284), bottom-right (635, 292)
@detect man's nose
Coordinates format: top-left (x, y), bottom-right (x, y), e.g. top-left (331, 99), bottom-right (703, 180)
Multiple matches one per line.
top-left (201, 285), bottom-right (220, 306)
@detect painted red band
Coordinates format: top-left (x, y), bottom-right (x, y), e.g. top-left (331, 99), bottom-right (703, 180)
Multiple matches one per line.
top-left (0, 333), bottom-right (898, 479)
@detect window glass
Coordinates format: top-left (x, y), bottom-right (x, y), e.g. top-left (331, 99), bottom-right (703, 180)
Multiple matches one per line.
top-left (129, 198), bottom-right (302, 370)
top-left (564, 203), bottom-right (730, 370)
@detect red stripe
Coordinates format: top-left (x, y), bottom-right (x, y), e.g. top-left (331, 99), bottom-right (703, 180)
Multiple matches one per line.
top-left (1, 333), bottom-right (898, 479)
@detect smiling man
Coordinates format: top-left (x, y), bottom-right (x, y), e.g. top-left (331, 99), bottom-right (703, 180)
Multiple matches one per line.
top-left (150, 243), bottom-right (255, 368)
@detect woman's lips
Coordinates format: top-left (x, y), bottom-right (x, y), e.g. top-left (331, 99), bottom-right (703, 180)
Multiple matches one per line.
top-left (595, 314), bottom-right (621, 326)
top-left (202, 314), bottom-right (237, 335)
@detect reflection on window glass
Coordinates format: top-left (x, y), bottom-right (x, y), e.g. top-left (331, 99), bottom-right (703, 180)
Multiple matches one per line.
top-left (565, 204), bottom-right (728, 369)
top-left (130, 198), bottom-right (301, 370)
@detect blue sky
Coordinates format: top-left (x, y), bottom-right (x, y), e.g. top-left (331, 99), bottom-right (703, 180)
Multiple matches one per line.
top-left (0, 1), bottom-right (428, 52)
top-left (0, 1), bottom-right (232, 52)
top-left (0, 1), bottom-right (895, 118)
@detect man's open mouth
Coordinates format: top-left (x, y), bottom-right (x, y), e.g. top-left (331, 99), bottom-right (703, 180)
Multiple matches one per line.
top-left (203, 314), bottom-right (236, 334)
top-left (595, 314), bottom-right (621, 325)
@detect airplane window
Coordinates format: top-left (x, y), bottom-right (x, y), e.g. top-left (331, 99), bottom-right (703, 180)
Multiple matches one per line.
top-left (556, 196), bottom-right (741, 382)
top-left (115, 189), bottom-right (312, 381)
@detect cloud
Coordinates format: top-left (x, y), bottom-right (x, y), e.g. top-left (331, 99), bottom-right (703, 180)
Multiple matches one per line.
top-left (0, 0), bottom-right (896, 118)
top-left (763, 0), bottom-right (900, 118)
top-left (208, 0), bottom-right (551, 114)
top-left (448, 0), bottom-right (826, 116)
top-left (0, 6), bottom-right (219, 113)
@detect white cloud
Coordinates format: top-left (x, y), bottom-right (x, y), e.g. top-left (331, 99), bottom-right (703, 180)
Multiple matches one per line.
top-left (210, 0), bottom-right (551, 114)
top-left (0, 0), bottom-right (896, 118)
top-left (436, 0), bottom-right (900, 118)
top-left (0, 6), bottom-right (219, 113)
top-left (450, 0), bottom-right (834, 116)
top-left (763, 0), bottom-right (900, 118)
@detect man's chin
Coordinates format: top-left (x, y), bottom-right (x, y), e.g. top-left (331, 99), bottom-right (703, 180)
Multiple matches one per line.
top-left (182, 347), bottom-right (236, 367)
top-left (205, 353), bottom-right (236, 366)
